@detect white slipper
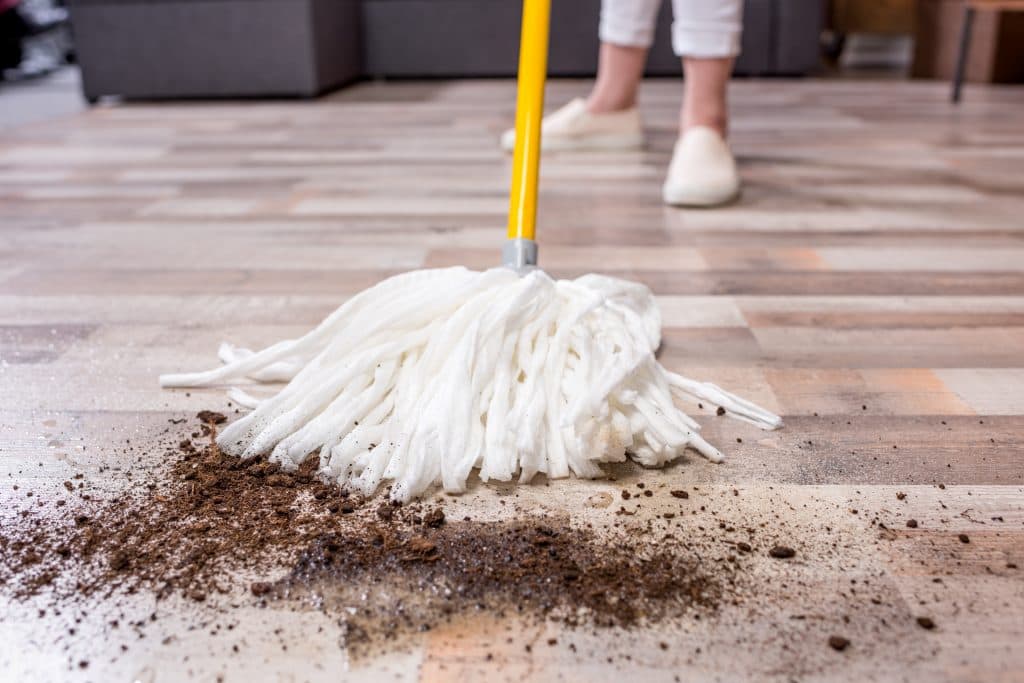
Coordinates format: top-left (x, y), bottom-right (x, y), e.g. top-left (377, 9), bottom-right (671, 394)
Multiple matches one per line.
top-left (662, 126), bottom-right (740, 207)
top-left (500, 98), bottom-right (643, 152)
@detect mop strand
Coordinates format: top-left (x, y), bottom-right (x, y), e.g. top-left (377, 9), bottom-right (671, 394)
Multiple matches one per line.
top-left (160, 267), bottom-right (781, 502)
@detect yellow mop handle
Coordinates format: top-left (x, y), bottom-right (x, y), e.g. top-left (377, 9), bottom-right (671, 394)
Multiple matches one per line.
top-left (506, 0), bottom-right (550, 243)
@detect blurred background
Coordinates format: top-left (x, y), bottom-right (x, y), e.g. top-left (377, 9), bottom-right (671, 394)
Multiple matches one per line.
top-left (2, 0), bottom-right (1023, 127)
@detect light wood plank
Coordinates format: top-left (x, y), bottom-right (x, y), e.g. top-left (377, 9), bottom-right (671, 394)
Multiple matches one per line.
top-left (1, 78), bottom-right (1022, 682)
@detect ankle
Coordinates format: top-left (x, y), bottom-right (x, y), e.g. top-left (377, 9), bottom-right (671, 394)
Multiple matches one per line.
top-left (681, 112), bottom-right (727, 138)
top-left (586, 93), bottom-right (636, 115)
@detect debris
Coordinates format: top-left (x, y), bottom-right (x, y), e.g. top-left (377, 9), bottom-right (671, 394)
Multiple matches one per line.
top-left (828, 636), bottom-right (850, 651)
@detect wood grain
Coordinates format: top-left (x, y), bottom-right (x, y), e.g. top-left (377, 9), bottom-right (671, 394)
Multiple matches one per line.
top-left (0, 78), bottom-right (1022, 682)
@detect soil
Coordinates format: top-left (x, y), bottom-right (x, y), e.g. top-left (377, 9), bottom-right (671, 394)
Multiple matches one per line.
top-left (768, 545), bottom-right (796, 559)
top-left (278, 510), bottom-right (730, 652)
top-left (0, 410), bottom-right (955, 673)
top-left (1, 412), bottom-right (353, 602)
top-left (916, 617), bottom-right (936, 630)
top-left (0, 412), bottom-right (736, 656)
top-left (828, 636), bottom-right (850, 651)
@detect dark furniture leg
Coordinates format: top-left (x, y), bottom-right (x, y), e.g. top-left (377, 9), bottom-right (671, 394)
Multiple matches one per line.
top-left (952, 5), bottom-right (976, 103)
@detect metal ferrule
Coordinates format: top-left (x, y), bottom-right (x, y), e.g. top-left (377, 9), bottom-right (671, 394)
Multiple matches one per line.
top-left (502, 238), bottom-right (539, 273)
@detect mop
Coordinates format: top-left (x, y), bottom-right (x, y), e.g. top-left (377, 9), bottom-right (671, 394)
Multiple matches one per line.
top-left (160, 0), bottom-right (781, 502)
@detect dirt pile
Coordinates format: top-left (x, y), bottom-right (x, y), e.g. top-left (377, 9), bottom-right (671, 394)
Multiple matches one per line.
top-left (1, 413), bottom-right (733, 651)
top-left (2, 412), bottom-right (353, 602)
top-left (274, 512), bottom-right (726, 648)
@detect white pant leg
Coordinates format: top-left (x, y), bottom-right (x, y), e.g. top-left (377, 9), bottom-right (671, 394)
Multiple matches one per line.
top-left (599, 0), bottom-right (663, 48)
top-left (670, 0), bottom-right (743, 58)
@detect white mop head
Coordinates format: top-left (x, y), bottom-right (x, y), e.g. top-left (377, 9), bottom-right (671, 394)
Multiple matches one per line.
top-left (161, 267), bottom-right (780, 501)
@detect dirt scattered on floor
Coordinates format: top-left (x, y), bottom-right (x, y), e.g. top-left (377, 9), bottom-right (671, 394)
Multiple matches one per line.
top-left (0, 412), bottom-right (735, 656)
top-left (2, 412), bottom-right (355, 602)
top-left (828, 635), bottom-right (850, 651)
top-left (274, 512), bottom-right (730, 654)
top-left (769, 545), bottom-right (796, 559)
top-left (0, 410), bottom-right (962, 673)
top-left (196, 410), bottom-right (227, 425)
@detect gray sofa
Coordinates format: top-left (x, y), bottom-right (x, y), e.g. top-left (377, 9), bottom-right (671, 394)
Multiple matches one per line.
top-left (69, 0), bottom-right (823, 101)
top-left (70, 0), bottom-right (362, 100)
top-left (363, 0), bottom-right (824, 78)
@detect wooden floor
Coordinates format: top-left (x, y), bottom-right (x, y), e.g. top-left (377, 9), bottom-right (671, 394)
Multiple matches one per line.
top-left (1, 79), bottom-right (1023, 682)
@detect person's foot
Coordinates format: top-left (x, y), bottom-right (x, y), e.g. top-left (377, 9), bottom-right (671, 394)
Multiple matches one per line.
top-left (661, 126), bottom-right (740, 207)
top-left (500, 98), bottom-right (643, 152)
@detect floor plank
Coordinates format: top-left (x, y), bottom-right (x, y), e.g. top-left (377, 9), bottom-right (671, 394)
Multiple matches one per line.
top-left (1, 78), bottom-right (1022, 682)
